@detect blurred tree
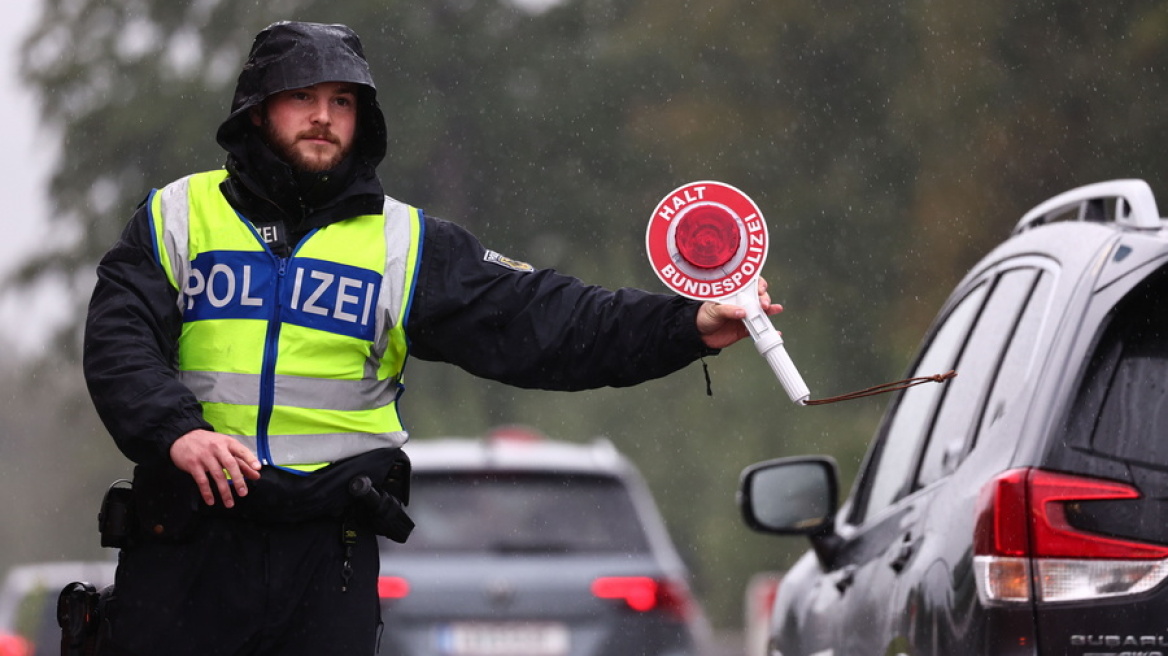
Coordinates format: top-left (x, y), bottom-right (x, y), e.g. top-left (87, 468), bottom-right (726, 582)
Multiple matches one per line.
top-left (9, 0), bottom-right (1168, 628)
top-left (0, 355), bottom-right (119, 569)
top-left (887, 0), bottom-right (1168, 340)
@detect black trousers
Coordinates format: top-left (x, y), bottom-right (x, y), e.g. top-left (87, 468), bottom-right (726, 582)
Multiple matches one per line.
top-left (97, 515), bottom-right (382, 656)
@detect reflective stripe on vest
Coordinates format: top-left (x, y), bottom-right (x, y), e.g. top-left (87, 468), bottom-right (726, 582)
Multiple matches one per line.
top-left (148, 170), bottom-right (422, 470)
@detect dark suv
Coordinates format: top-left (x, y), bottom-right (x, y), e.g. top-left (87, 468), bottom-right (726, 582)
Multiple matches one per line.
top-left (738, 179), bottom-right (1168, 655)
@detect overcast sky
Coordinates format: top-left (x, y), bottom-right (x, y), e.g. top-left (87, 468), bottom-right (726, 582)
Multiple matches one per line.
top-left (1, 1), bottom-right (61, 353)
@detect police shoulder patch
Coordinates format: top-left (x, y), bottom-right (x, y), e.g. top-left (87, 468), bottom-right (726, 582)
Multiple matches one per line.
top-left (483, 249), bottom-right (534, 272)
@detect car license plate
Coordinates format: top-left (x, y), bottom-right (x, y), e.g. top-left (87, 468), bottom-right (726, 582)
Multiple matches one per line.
top-left (437, 622), bottom-right (570, 656)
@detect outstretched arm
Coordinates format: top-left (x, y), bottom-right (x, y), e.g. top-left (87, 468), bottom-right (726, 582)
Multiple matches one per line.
top-left (407, 217), bottom-right (717, 390)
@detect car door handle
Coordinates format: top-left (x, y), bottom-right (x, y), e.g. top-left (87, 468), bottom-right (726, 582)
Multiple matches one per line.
top-left (889, 532), bottom-right (916, 573)
top-left (833, 565), bottom-right (857, 593)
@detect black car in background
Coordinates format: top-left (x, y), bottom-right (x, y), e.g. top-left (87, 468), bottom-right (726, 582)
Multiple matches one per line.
top-left (378, 428), bottom-right (712, 656)
top-left (739, 179), bottom-right (1168, 655)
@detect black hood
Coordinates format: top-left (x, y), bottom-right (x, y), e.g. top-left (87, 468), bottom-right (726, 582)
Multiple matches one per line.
top-left (215, 21), bottom-right (387, 227)
top-left (216, 21), bottom-right (388, 168)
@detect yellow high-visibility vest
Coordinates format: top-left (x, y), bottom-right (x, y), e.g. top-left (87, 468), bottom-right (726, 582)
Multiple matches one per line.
top-left (148, 170), bottom-right (422, 472)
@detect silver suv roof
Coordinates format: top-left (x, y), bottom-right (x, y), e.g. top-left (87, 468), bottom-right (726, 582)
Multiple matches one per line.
top-left (403, 427), bottom-right (627, 474)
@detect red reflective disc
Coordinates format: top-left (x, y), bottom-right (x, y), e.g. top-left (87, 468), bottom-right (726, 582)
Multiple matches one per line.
top-left (675, 205), bottom-right (741, 269)
top-left (646, 181), bottom-right (768, 301)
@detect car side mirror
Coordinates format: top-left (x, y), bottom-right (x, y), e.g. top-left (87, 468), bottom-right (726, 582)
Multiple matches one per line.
top-left (739, 456), bottom-right (842, 567)
top-left (738, 456), bottom-right (839, 535)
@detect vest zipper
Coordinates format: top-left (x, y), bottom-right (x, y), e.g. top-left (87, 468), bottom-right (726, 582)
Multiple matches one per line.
top-left (255, 254), bottom-right (287, 468)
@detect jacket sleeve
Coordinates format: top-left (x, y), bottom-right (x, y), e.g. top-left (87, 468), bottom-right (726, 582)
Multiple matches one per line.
top-left (83, 202), bottom-right (212, 466)
top-left (405, 216), bottom-right (718, 390)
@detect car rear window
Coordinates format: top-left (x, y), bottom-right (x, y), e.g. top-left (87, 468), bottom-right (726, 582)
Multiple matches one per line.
top-left (383, 472), bottom-right (652, 555)
top-left (1065, 267), bottom-right (1168, 468)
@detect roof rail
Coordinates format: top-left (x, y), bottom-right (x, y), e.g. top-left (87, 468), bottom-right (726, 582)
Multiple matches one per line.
top-left (1014, 179), bottom-right (1162, 234)
top-left (587, 437), bottom-right (621, 466)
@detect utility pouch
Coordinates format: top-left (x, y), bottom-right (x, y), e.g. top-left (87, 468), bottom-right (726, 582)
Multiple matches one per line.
top-left (98, 480), bottom-right (135, 549)
top-left (131, 464), bottom-right (204, 543)
top-left (382, 451), bottom-right (411, 506)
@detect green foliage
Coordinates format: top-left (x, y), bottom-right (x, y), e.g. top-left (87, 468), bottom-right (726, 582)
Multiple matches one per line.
top-left (9, 0), bottom-right (1168, 629)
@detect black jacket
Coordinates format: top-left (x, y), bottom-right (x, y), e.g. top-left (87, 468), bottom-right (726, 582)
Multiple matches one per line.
top-left (84, 202), bottom-right (713, 468)
top-left (82, 21), bottom-right (712, 513)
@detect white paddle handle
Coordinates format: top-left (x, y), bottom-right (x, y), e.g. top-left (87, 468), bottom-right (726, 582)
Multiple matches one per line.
top-left (729, 284), bottom-right (810, 405)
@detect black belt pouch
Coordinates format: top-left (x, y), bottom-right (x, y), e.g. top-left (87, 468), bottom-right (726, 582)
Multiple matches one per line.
top-left (130, 464), bottom-right (204, 543)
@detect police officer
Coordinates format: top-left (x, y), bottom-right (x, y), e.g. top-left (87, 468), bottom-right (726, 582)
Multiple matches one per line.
top-left (83, 20), bottom-right (778, 656)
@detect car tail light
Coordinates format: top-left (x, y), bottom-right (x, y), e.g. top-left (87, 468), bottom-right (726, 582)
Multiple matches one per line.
top-left (591, 576), bottom-right (697, 621)
top-left (485, 425), bottom-right (545, 444)
top-left (378, 576), bottom-right (410, 599)
top-left (0, 633), bottom-right (32, 656)
top-left (974, 468), bottom-right (1168, 604)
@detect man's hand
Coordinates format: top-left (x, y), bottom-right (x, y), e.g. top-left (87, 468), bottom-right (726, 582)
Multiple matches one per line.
top-left (170, 429), bottom-right (263, 508)
top-left (696, 277), bottom-right (783, 349)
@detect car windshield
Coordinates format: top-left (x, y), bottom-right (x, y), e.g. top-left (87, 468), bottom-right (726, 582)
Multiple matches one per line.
top-left (383, 472), bottom-right (651, 555)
